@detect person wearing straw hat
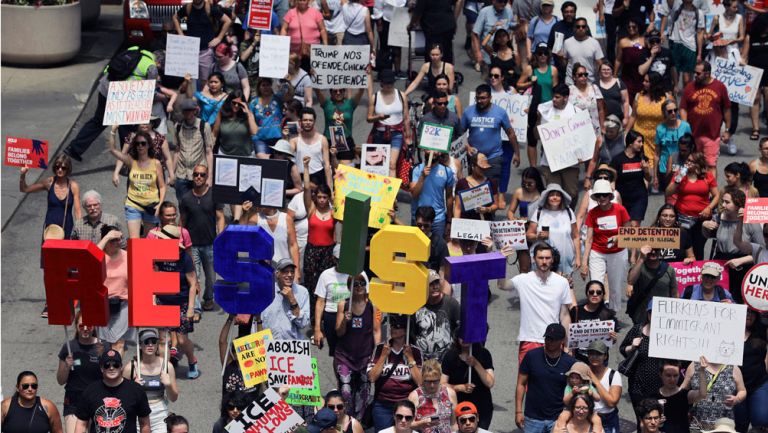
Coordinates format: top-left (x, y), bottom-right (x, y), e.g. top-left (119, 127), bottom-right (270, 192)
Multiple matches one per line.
top-left (270, 139), bottom-right (304, 199)
top-left (124, 329), bottom-right (179, 433)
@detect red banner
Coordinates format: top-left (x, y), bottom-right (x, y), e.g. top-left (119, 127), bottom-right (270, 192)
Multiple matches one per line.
top-left (5, 136), bottom-right (48, 169)
top-left (669, 260), bottom-right (730, 296)
top-left (247, 0), bottom-right (273, 30)
top-left (744, 198), bottom-right (768, 224)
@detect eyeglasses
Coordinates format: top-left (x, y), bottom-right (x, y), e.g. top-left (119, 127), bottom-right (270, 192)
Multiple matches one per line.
top-left (142, 338), bottom-right (158, 345)
top-left (649, 38), bottom-right (661, 44)
top-left (227, 404), bottom-right (246, 411)
top-left (327, 404), bottom-right (345, 410)
top-left (423, 379), bottom-right (440, 385)
top-left (54, 165), bottom-right (67, 171)
top-left (596, 175), bottom-right (610, 180)
top-left (588, 290), bottom-right (604, 296)
top-left (490, 74), bottom-right (501, 79)
top-left (459, 416), bottom-right (477, 424)
top-left (574, 406), bottom-right (590, 412)
top-left (667, 108), bottom-right (678, 114)
top-left (577, 72), bottom-right (589, 77)
top-left (102, 361), bottom-right (122, 370)
top-left (523, 181), bottom-right (536, 187)
top-left (416, 223), bottom-right (432, 229)
top-left (575, 24), bottom-right (587, 29)
top-left (21, 383), bottom-right (39, 390)
top-left (537, 52), bottom-right (548, 56)
top-left (395, 414), bottom-right (414, 421)
top-left (594, 193), bottom-right (612, 199)
top-left (134, 141), bottom-right (149, 147)
top-left (353, 281), bottom-right (366, 287)
top-left (193, 172), bottom-right (208, 178)
top-left (433, 101), bottom-right (448, 106)
top-left (78, 324), bottom-right (91, 329)
top-left (85, 203), bottom-right (100, 208)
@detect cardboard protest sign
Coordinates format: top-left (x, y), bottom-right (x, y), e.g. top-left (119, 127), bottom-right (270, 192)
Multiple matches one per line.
top-left (458, 182), bottom-right (494, 212)
top-left (649, 297), bottom-right (747, 365)
top-left (233, 329), bottom-right (273, 388)
top-left (568, 320), bottom-right (615, 349)
top-left (285, 357), bottom-right (323, 406)
top-left (450, 218), bottom-right (491, 241)
top-left (165, 34), bottom-right (200, 79)
top-left (742, 263), bottom-right (768, 312)
top-left (333, 164), bottom-right (401, 229)
top-left (212, 155), bottom-right (290, 207)
top-left (361, 144), bottom-right (391, 177)
top-left (329, 126), bottom-right (350, 152)
top-left (449, 132), bottom-right (469, 178)
top-left (469, 91), bottom-right (530, 142)
top-left (247, 0), bottom-right (273, 30)
top-left (744, 198), bottom-right (768, 223)
top-left (266, 339), bottom-right (313, 388)
top-left (310, 45), bottom-right (369, 89)
top-left (259, 35), bottom-right (291, 79)
top-left (538, 109), bottom-right (596, 171)
top-left (669, 260), bottom-right (730, 296)
top-left (419, 123), bottom-right (453, 153)
top-left (490, 220), bottom-right (528, 250)
top-left (103, 80), bottom-right (156, 126)
top-left (225, 388), bottom-right (304, 433)
top-left (617, 227), bottom-right (680, 249)
top-left (712, 58), bottom-right (764, 106)
top-left (5, 137), bottom-right (48, 169)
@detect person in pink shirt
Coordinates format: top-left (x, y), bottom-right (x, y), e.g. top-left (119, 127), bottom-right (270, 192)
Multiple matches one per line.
top-left (96, 225), bottom-right (131, 356)
top-left (281, 0), bottom-right (329, 71)
top-left (146, 202), bottom-right (193, 252)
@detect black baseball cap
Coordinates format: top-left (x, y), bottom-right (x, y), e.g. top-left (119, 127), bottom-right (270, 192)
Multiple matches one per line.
top-left (543, 323), bottom-right (566, 340)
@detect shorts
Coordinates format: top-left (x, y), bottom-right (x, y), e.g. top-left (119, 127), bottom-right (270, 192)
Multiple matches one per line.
top-left (124, 205), bottom-right (159, 224)
top-left (253, 137), bottom-right (279, 155)
top-left (372, 129), bottom-right (404, 151)
top-left (622, 192), bottom-right (649, 221)
top-left (170, 303), bottom-right (194, 335)
top-left (695, 136), bottom-right (720, 167)
top-left (671, 41), bottom-right (697, 73)
top-left (463, 0), bottom-right (480, 22)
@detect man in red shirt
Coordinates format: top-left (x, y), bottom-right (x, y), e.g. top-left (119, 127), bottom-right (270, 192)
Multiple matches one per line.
top-left (680, 61), bottom-right (731, 173)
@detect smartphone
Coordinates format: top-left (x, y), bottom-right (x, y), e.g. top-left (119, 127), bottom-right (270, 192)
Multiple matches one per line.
top-left (541, 226), bottom-right (550, 232)
top-left (430, 416), bottom-right (439, 422)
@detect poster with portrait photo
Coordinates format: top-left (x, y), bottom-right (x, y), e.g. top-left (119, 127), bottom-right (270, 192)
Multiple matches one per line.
top-left (329, 126), bottom-right (349, 152)
top-left (361, 144), bottom-right (390, 177)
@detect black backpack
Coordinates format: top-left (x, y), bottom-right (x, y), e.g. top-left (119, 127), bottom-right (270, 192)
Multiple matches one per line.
top-left (107, 49), bottom-right (145, 81)
top-left (682, 284), bottom-right (728, 300)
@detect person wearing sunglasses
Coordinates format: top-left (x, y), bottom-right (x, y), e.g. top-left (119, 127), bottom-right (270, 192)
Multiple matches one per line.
top-left (324, 390), bottom-right (364, 433)
top-left (614, 17), bottom-right (648, 103)
top-left (56, 311), bottom-right (105, 433)
top-left (408, 359), bottom-right (457, 433)
top-left (637, 30), bottom-right (676, 95)
top-left (655, 99), bottom-right (691, 192)
top-left (74, 350), bottom-right (151, 433)
top-left (113, 119), bottom-right (175, 190)
top-left (212, 391), bottom-right (249, 433)
top-left (124, 329), bottom-right (179, 433)
top-left (569, 282), bottom-right (618, 362)
top-left (455, 401), bottom-right (490, 433)
top-left (379, 400), bottom-right (416, 433)
top-left (562, 18), bottom-right (604, 85)
top-left (1, 371), bottom-right (63, 433)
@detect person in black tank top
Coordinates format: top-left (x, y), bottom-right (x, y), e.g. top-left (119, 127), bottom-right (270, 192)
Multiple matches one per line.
top-left (1, 371), bottom-right (62, 433)
top-left (404, 44), bottom-right (456, 97)
top-left (750, 139), bottom-right (768, 197)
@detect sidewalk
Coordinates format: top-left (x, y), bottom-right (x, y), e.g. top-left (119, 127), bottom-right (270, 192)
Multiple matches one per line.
top-left (0, 4), bottom-right (125, 229)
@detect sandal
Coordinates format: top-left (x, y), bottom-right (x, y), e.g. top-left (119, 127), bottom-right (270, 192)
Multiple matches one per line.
top-left (751, 130), bottom-right (760, 140)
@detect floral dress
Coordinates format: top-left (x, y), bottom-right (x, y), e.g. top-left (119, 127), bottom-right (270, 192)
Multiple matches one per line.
top-left (569, 84), bottom-right (603, 135)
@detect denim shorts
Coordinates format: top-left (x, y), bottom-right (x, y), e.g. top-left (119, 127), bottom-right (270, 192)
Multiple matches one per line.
top-left (124, 205), bottom-right (159, 223)
top-left (253, 137), bottom-right (279, 155)
top-left (372, 130), bottom-right (404, 151)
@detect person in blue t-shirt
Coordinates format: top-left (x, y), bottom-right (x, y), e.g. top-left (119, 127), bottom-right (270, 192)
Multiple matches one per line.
top-left (461, 84), bottom-right (520, 185)
top-left (410, 151), bottom-right (455, 238)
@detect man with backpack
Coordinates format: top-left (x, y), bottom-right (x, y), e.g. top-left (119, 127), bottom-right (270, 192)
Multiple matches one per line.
top-left (662, 0), bottom-right (705, 88)
top-left (173, 0), bottom-right (232, 84)
top-left (64, 47), bottom-right (157, 162)
top-left (172, 99), bottom-right (214, 202)
top-left (681, 262), bottom-right (734, 303)
top-left (626, 245), bottom-right (677, 325)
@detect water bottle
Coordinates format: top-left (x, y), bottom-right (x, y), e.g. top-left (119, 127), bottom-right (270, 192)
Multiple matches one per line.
top-left (675, 166), bottom-right (688, 183)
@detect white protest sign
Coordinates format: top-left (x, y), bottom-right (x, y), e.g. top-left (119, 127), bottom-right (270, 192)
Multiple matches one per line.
top-left (310, 45), bottom-right (369, 89)
top-left (712, 58), bottom-right (764, 106)
top-left (225, 388), bottom-right (304, 433)
top-left (260, 35), bottom-right (291, 79)
top-left (537, 109), bottom-right (596, 172)
top-left (458, 182), bottom-right (494, 212)
top-left (419, 123), bottom-right (453, 153)
top-left (489, 220), bottom-right (528, 250)
top-left (450, 218), bottom-right (491, 241)
top-left (103, 80), bottom-right (156, 126)
top-left (470, 91), bottom-right (530, 142)
top-left (450, 132), bottom-right (469, 178)
top-left (361, 144), bottom-right (391, 177)
top-left (568, 320), bottom-right (615, 349)
top-left (742, 263), bottom-right (768, 313)
top-left (649, 297), bottom-right (747, 365)
top-left (266, 339), bottom-right (313, 388)
top-left (388, 7), bottom-right (424, 48)
top-left (165, 34), bottom-right (200, 79)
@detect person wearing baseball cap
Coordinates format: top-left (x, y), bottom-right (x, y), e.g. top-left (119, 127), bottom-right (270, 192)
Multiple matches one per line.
top-left (411, 269), bottom-right (460, 362)
top-left (260, 258), bottom-right (310, 340)
top-left (680, 262), bottom-right (733, 303)
top-left (515, 323), bottom-right (576, 431)
top-left (455, 402), bottom-right (491, 433)
top-left (583, 340), bottom-right (623, 433)
top-left (312, 244), bottom-right (351, 355)
top-left (74, 349), bottom-right (152, 433)
top-left (307, 408), bottom-right (338, 433)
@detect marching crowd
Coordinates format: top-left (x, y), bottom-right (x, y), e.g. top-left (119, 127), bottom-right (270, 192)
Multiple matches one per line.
top-left (2, 0), bottom-right (768, 432)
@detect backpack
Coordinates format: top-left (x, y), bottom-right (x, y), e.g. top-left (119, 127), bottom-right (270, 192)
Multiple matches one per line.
top-left (176, 119), bottom-right (210, 156)
top-left (107, 49), bottom-right (147, 81)
top-left (682, 284), bottom-right (728, 301)
top-left (670, 4), bottom-right (700, 42)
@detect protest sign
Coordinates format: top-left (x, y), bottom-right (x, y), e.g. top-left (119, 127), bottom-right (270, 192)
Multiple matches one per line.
top-left (450, 132), bottom-right (469, 178)
top-left (247, 0), bottom-right (273, 30)
top-left (103, 80), bottom-right (155, 126)
top-left (537, 109), bottom-right (597, 171)
top-left (469, 91), bottom-right (529, 142)
top-left (450, 218), bottom-right (491, 241)
top-left (744, 197), bottom-right (768, 223)
top-left (669, 260), bottom-right (730, 296)
top-left (712, 58), bottom-right (764, 106)
top-left (419, 123), bottom-right (453, 153)
top-left (266, 339), bottom-right (313, 388)
top-left (333, 165), bottom-right (401, 229)
top-left (388, 7), bottom-right (424, 48)
top-left (225, 388), bottom-right (304, 433)
top-left (5, 137), bottom-right (48, 169)
top-left (568, 320), bottom-right (615, 349)
top-left (233, 329), bottom-right (273, 388)
top-left (259, 35), bottom-right (291, 79)
top-left (310, 45), bottom-right (369, 89)
top-left (490, 220), bottom-right (528, 250)
top-left (617, 227), bottom-right (680, 249)
top-left (329, 126), bottom-right (350, 152)
top-left (742, 263), bottom-right (768, 312)
top-left (649, 297), bottom-right (747, 365)
top-left (361, 144), bottom-right (391, 177)
top-left (285, 357), bottom-right (323, 406)
top-left (165, 34), bottom-right (200, 79)
top-left (458, 182), bottom-right (494, 212)
top-left (212, 155), bottom-right (290, 207)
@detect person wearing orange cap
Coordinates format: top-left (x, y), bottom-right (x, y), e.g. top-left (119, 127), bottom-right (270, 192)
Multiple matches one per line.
top-left (454, 402), bottom-right (491, 433)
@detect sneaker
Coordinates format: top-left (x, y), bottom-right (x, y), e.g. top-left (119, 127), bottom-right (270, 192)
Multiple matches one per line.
top-left (726, 140), bottom-right (737, 155)
top-left (650, 186), bottom-right (660, 194)
top-left (63, 147), bottom-right (82, 162)
top-left (394, 71), bottom-right (408, 80)
top-left (169, 347), bottom-right (179, 367)
top-left (40, 305), bottom-right (48, 319)
top-left (202, 299), bottom-right (215, 311)
top-left (187, 362), bottom-right (200, 379)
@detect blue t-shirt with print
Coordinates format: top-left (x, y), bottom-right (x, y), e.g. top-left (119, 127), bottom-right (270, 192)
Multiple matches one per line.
top-left (411, 162), bottom-right (455, 223)
top-left (460, 103), bottom-right (511, 160)
top-left (250, 94), bottom-right (284, 140)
